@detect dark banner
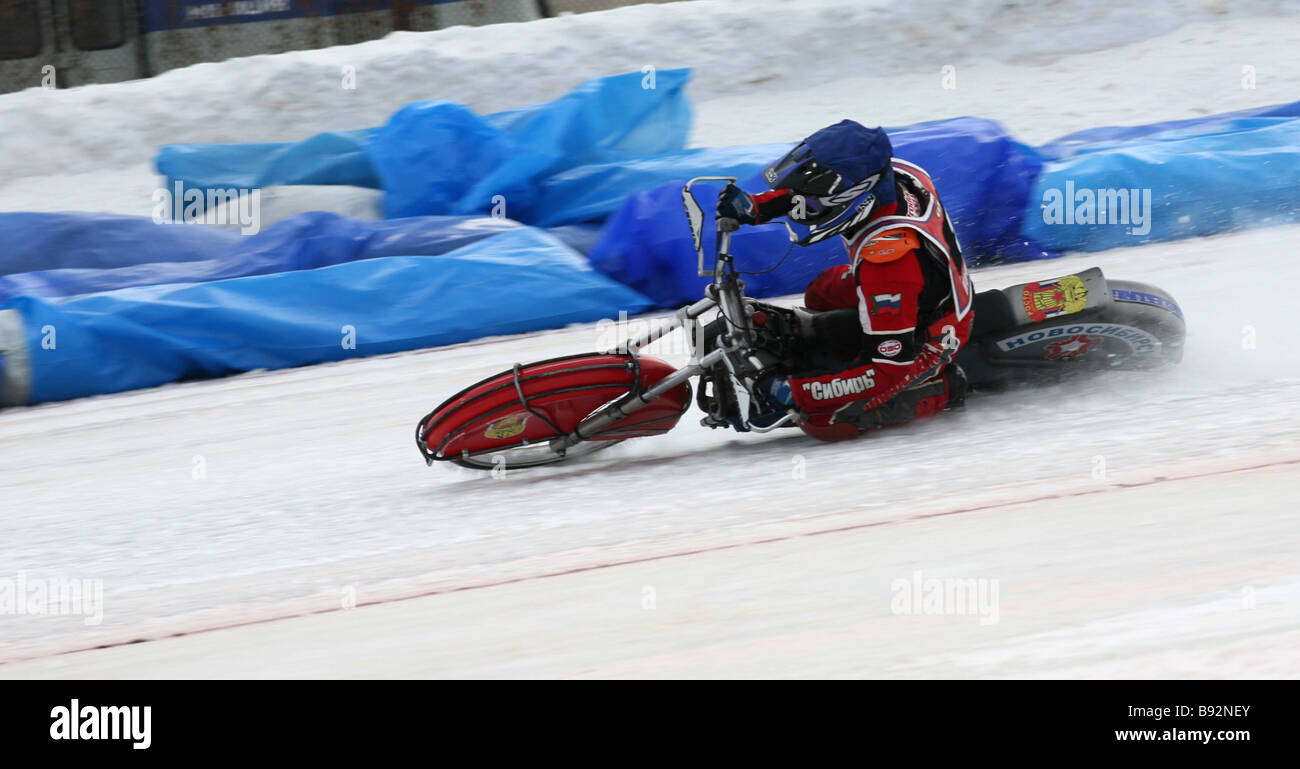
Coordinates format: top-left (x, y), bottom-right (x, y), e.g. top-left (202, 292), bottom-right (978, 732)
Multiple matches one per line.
top-left (0, 680), bottom-right (1287, 756)
top-left (137, 0), bottom-right (451, 32)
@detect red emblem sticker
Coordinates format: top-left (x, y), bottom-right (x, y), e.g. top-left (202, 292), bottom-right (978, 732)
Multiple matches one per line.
top-left (1045, 334), bottom-right (1100, 360)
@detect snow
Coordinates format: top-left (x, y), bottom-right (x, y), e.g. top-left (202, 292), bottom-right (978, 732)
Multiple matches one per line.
top-left (3, 225), bottom-right (1299, 676)
top-left (1, 0), bottom-right (1299, 677)
top-left (7, 462), bottom-right (1299, 679)
top-left (3, 0), bottom-right (1300, 215)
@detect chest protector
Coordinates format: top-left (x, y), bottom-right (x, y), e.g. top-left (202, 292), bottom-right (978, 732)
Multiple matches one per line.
top-left (844, 159), bottom-right (974, 323)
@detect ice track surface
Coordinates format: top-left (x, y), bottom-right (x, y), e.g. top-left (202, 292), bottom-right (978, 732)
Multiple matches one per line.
top-left (2, 225), bottom-right (1299, 678)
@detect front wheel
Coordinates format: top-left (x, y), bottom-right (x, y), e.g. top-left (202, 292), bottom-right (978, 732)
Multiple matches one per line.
top-left (416, 352), bottom-right (692, 471)
top-left (450, 438), bottom-right (624, 470)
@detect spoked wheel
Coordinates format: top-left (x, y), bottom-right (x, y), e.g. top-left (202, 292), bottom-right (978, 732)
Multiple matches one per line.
top-left (450, 437), bottom-right (624, 470)
top-left (416, 352), bottom-right (691, 471)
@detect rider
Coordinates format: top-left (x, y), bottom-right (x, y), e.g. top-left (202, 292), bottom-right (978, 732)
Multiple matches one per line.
top-left (715, 120), bottom-right (975, 441)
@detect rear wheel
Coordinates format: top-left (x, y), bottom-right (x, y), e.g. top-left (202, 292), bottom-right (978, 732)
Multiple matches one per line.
top-left (959, 277), bottom-right (1186, 387)
top-left (1105, 279), bottom-right (1186, 366)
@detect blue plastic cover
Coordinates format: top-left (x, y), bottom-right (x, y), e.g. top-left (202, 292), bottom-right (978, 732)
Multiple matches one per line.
top-left (525, 142), bottom-right (795, 227)
top-left (4, 227), bottom-right (652, 405)
top-left (155, 129), bottom-right (381, 198)
top-left (1022, 116), bottom-right (1300, 251)
top-left (588, 117), bottom-right (1050, 308)
top-left (0, 213), bottom-right (240, 278)
top-left (588, 179), bottom-right (848, 310)
top-left (156, 70), bottom-right (693, 225)
top-left (370, 69), bottom-right (692, 219)
top-left (1037, 99), bottom-right (1300, 160)
top-left (889, 118), bottom-right (1049, 263)
top-left (0, 212), bottom-right (523, 303)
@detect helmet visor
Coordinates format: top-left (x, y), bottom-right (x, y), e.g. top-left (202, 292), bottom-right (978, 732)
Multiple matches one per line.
top-left (762, 143), bottom-right (843, 197)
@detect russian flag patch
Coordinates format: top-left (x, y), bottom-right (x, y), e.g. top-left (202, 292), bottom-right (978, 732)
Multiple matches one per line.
top-left (870, 292), bottom-right (903, 316)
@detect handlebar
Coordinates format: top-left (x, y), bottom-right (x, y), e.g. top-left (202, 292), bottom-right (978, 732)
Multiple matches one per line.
top-left (677, 177), bottom-right (806, 433)
top-left (681, 176), bottom-right (799, 277)
top-left (681, 176), bottom-right (738, 277)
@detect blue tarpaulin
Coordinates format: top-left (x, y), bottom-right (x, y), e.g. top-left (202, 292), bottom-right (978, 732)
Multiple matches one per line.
top-left (0, 212), bottom-right (240, 278)
top-left (155, 129), bottom-right (381, 196)
top-left (523, 143), bottom-right (795, 227)
top-left (0, 212), bottom-right (524, 303)
top-left (1036, 99), bottom-right (1300, 160)
top-left (589, 179), bottom-right (851, 311)
top-left (156, 69), bottom-right (694, 224)
top-left (370, 68), bottom-right (693, 219)
top-left (890, 118), bottom-right (1049, 262)
top-left (1022, 116), bottom-right (1300, 251)
top-left (3, 227), bottom-right (652, 405)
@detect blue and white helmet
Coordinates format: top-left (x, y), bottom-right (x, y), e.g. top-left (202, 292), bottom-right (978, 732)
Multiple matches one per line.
top-left (762, 120), bottom-right (897, 245)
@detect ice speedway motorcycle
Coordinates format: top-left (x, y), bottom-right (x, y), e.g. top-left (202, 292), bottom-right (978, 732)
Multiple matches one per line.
top-left (417, 177), bottom-right (1186, 470)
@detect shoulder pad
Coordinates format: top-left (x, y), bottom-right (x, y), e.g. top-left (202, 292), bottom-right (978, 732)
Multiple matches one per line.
top-left (856, 227), bottom-right (920, 264)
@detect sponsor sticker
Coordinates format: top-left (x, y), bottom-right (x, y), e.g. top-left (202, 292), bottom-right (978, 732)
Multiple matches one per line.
top-left (484, 415), bottom-right (528, 439)
top-left (876, 339), bottom-right (903, 358)
top-left (902, 188), bottom-right (920, 217)
top-left (801, 370), bottom-right (876, 400)
top-left (1045, 333), bottom-right (1100, 360)
top-left (1112, 288), bottom-right (1183, 318)
top-left (996, 323), bottom-right (1159, 354)
top-left (1022, 275), bottom-right (1088, 322)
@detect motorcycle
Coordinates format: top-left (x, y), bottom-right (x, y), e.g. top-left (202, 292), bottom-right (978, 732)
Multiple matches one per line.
top-left (416, 177), bottom-right (1185, 470)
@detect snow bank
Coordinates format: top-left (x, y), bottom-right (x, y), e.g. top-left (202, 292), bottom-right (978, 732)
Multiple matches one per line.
top-left (0, 0), bottom-right (1293, 182)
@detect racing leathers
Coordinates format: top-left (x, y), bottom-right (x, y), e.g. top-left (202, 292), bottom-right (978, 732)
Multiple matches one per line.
top-left (750, 159), bottom-right (976, 441)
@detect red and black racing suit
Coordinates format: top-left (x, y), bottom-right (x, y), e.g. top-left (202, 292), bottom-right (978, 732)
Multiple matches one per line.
top-left (751, 159), bottom-right (976, 441)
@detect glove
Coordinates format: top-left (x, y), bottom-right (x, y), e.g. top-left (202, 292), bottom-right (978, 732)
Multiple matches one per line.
top-left (716, 183), bottom-right (758, 228)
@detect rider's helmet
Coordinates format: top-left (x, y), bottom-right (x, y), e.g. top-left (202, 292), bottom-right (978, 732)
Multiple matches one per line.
top-left (762, 120), bottom-right (897, 245)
